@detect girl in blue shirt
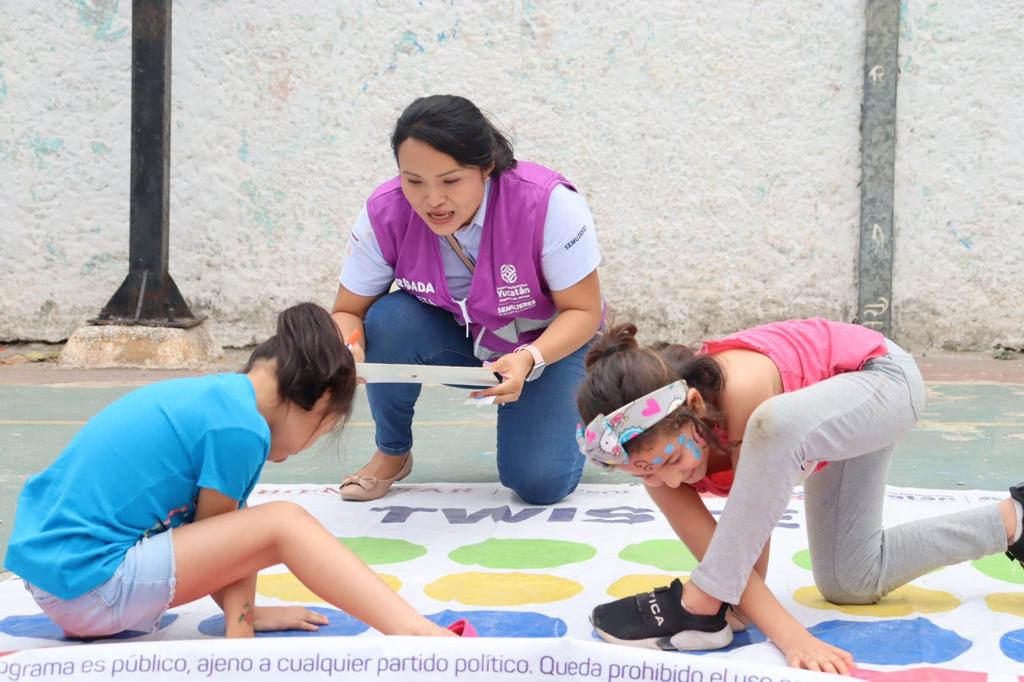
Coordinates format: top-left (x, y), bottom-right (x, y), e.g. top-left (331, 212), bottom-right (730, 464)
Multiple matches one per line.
top-left (4, 303), bottom-right (454, 639)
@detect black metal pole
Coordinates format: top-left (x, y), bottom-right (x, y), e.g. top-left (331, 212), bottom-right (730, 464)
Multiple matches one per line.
top-left (93, 0), bottom-right (201, 328)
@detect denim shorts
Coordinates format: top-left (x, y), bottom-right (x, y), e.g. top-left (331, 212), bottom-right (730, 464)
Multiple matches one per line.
top-left (25, 529), bottom-right (176, 638)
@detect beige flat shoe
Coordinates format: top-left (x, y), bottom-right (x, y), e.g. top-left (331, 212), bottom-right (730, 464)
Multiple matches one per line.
top-left (339, 454), bottom-right (413, 502)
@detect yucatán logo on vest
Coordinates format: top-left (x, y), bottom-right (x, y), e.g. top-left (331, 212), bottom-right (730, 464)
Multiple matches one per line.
top-left (496, 263), bottom-right (536, 315)
top-left (499, 263), bottom-right (518, 284)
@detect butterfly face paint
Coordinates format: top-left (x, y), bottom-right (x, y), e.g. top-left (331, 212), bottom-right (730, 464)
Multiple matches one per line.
top-left (679, 435), bottom-right (702, 461)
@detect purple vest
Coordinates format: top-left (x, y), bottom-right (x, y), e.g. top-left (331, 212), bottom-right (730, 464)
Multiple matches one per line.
top-left (367, 162), bottom-right (570, 360)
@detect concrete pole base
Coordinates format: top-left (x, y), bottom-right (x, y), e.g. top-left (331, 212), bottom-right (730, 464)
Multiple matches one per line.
top-left (59, 322), bottom-right (224, 370)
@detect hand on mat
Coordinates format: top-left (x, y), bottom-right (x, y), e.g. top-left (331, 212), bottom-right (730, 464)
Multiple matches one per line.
top-left (253, 606), bottom-right (329, 633)
top-left (470, 351), bottom-right (533, 405)
top-left (778, 631), bottom-right (853, 675)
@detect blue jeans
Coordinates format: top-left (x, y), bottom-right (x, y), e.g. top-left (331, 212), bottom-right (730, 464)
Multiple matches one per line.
top-left (364, 291), bottom-right (588, 505)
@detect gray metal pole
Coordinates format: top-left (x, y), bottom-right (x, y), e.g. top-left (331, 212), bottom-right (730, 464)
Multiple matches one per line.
top-left (856, 0), bottom-right (900, 337)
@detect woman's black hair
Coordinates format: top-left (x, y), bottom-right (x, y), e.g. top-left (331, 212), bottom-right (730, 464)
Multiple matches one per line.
top-left (391, 95), bottom-right (516, 174)
top-left (577, 323), bottom-right (729, 457)
top-left (242, 303), bottom-right (357, 423)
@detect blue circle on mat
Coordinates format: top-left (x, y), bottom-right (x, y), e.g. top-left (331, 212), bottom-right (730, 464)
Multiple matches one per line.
top-left (0, 613), bottom-right (177, 641)
top-left (998, 628), bottom-right (1024, 662)
top-left (808, 618), bottom-right (971, 665)
top-left (689, 626), bottom-right (769, 654)
top-left (588, 618), bottom-right (970, 664)
top-left (197, 607), bottom-right (368, 637)
top-left (427, 610), bottom-right (566, 637)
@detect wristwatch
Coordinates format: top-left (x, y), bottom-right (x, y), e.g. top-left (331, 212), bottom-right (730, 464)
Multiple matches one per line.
top-left (515, 344), bottom-right (546, 382)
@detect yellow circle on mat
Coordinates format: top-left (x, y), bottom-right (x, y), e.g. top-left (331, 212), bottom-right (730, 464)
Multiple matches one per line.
top-left (793, 584), bottom-right (959, 616)
top-left (607, 575), bottom-right (688, 598)
top-left (257, 572), bottom-right (401, 603)
top-left (425, 572), bottom-right (582, 605)
top-left (986, 592), bottom-right (1024, 616)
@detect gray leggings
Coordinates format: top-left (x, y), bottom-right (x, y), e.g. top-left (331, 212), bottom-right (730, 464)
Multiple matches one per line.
top-left (688, 341), bottom-right (1007, 605)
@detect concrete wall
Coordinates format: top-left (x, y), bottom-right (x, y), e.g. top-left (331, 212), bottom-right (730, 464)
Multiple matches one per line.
top-left (893, 1), bottom-right (1024, 351)
top-left (0, 1), bottom-right (1019, 351)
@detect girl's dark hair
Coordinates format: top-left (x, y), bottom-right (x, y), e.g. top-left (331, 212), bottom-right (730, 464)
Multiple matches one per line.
top-left (243, 303), bottom-right (357, 423)
top-left (391, 95), bottom-right (516, 175)
top-left (577, 323), bottom-right (728, 457)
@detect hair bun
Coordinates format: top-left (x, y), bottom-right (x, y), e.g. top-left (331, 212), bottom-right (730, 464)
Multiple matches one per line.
top-left (585, 323), bottom-right (640, 369)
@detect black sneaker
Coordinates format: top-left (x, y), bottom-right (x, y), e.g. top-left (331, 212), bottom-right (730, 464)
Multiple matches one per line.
top-left (1007, 482), bottom-right (1024, 568)
top-left (591, 579), bottom-right (733, 651)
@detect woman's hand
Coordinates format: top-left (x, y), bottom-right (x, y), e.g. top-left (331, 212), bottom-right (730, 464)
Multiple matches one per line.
top-left (348, 342), bottom-right (366, 364)
top-left (331, 287), bottom-right (373, 367)
top-left (469, 351), bottom-right (534, 405)
top-left (777, 630), bottom-right (854, 675)
top-left (253, 606), bottom-right (329, 633)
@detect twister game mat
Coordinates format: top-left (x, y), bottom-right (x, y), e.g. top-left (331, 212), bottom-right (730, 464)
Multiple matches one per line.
top-left (1, 484), bottom-right (1023, 681)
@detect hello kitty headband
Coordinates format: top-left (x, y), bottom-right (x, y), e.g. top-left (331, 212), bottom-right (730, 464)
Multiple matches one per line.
top-left (576, 380), bottom-right (689, 466)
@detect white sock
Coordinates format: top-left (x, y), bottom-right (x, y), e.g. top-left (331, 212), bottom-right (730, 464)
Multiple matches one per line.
top-left (1012, 499), bottom-right (1023, 545)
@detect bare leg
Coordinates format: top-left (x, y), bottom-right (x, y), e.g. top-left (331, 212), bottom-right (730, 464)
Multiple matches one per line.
top-left (170, 501), bottom-right (450, 636)
top-left (999, 497), bottom-right (1019, 542)
top-left (220, 574), bottom-right (257, 638)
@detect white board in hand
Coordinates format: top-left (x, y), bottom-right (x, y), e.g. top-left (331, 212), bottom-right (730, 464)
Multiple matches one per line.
top-left (356, 363), bottom-right (499, 387)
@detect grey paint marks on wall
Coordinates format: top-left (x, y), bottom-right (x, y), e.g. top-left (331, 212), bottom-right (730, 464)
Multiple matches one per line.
top-left (70, 0), bottom-right (128, 42)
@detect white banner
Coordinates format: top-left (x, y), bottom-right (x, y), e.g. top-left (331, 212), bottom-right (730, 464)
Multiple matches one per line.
top-left (0, 635), bottom-right (850, 682)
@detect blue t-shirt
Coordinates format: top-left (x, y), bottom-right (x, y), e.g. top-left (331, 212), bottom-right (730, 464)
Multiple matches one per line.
top-left (3, 374), bottom-right (270, 599)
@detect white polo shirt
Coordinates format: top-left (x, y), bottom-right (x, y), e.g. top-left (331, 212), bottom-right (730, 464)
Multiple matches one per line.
top-left (339, 180), bottom-right (601, 300)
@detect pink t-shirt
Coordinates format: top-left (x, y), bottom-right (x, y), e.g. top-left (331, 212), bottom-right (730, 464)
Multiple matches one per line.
top-left (700, 318), bottom-right (888, 394)
top-left (691, 318), bottom-right (888, 496)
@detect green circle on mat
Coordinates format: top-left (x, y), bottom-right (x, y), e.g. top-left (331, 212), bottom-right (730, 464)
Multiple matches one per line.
top-left (619, 540), bottom-right (697, 571)
top-left (793, 549), bottom-right (813, 571)
top-left (972, 552), bottom-right (1024, 584)
top-left (449, 539), bottom-right (596, 569)
top-left (338, 537), bottom-right (427, 565)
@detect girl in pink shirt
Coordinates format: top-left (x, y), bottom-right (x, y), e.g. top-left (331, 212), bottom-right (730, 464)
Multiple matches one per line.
top-left (576, 319), bottom-right (1024, 675)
